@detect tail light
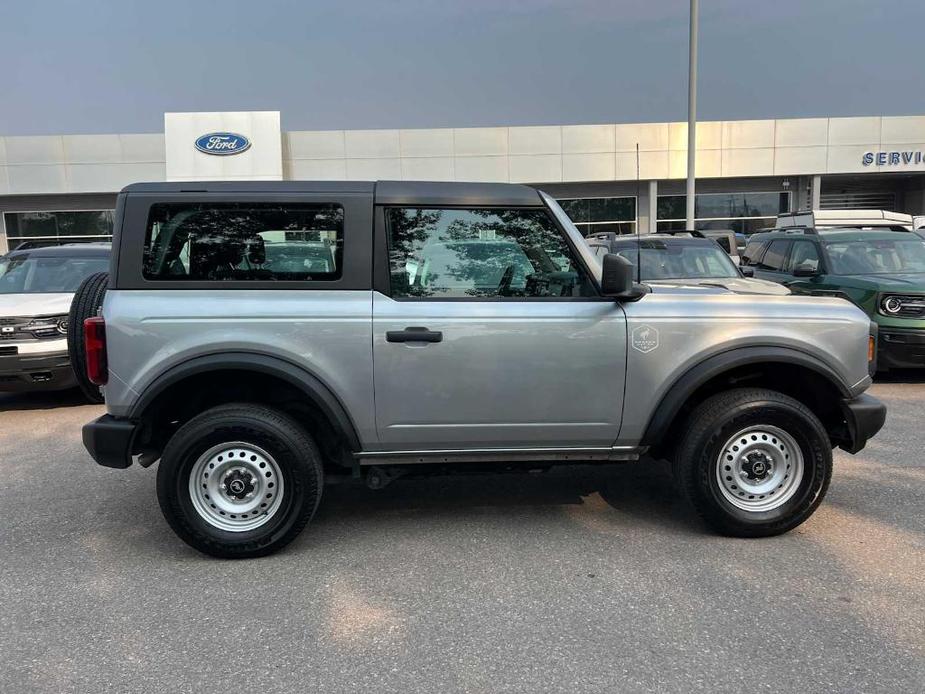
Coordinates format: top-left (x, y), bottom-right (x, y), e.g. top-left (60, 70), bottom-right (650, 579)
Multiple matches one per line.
top-left (84, 317), bottom-right (108, 386)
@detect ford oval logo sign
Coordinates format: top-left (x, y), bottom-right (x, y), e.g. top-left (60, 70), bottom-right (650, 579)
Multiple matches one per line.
top-left (194, 132), bottom-right (251, 156)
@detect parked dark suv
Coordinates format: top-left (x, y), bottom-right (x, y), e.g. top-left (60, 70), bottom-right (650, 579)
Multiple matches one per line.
top-left (743, 227), bottom-right (925, 370)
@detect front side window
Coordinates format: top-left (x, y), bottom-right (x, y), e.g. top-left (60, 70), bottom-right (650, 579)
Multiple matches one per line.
top-left (386, 207), bottom-right (595, 298)
top-left (143, 203), bottom-right (343, 281)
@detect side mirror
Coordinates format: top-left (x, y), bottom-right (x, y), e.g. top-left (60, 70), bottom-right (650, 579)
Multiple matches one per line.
top-left (740, 265), bottom-right (755, 277)
top-left (792, 261), bottom-right (819, 278)
top-left (601, 253), bottom-right (647, 301)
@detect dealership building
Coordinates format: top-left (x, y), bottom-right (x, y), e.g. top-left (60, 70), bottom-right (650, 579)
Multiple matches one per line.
top-left (2, 110), bottom-right (925, 252)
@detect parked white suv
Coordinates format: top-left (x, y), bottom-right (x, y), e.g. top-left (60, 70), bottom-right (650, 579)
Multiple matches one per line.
top-left (0, 243), bottom-right (110, 394)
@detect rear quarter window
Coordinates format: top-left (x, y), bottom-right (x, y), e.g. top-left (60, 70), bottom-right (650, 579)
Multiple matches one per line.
top-left (142, 203), bottom-right (344, 281)
top-left (742, 239), bottom-right (767, 265)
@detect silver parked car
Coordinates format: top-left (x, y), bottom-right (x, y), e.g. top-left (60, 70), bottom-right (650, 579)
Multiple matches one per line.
top-left (0, 243), bottom-right (110, 394)
top-left (78, 181), bottom-right (885, 558)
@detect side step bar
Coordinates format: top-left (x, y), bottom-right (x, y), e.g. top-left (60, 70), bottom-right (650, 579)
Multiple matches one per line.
top-left (354, 446), bottom-right (646, 466)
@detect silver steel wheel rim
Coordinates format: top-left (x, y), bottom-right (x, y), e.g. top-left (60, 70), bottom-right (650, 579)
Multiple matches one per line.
top-left (715, 425), bottom-right (804, 512)
top-left (189, 441), bottom-right (285, 532)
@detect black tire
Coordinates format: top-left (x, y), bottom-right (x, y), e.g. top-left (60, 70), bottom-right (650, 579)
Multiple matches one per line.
top-left (156, 403), bottom-right (323, 558)
top-left (674, 388), bottom-right (832, 537)
top-left (67, 271), bottom-right (109, 403)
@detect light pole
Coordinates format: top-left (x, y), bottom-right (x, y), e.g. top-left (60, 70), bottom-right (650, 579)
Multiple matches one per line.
top-left (686, 0), bottom-right (699, 230)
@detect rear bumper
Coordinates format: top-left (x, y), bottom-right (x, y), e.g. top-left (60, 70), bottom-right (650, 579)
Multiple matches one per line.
top-left (878, 327), bottom-right (925, 370)
top-left (838, 394), bottom-right (887, 454)
top-left (82, 414), bottom-right (138, 469)
top-left (0, 350), bottom-right (76, 392)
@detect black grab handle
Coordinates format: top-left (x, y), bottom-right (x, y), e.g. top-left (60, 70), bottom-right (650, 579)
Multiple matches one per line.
top-left (386, 327), bottom-right (443, 343)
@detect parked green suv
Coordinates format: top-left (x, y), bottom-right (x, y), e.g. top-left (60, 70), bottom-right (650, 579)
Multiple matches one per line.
top-left (744, 228), bottom-right (925, 370)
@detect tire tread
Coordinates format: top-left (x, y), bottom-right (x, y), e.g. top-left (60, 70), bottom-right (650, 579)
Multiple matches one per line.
top-left (67, 271), bottom-right (109, 402)
top-left (156, 403), bottom-right (324, 558)
top-left (675, 387), bottom-right (832, 537)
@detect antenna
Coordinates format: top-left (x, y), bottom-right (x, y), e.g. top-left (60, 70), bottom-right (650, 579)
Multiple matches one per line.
top-left (635, 143), bottom-right (641, 283)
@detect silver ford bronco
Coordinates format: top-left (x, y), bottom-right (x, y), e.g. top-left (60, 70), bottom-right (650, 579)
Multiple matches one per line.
top-left (78, 181), bottom-right (886, 558)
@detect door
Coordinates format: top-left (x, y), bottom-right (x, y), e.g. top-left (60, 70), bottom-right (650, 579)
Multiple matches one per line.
top-left (373, 206), bottom-right (628, 450)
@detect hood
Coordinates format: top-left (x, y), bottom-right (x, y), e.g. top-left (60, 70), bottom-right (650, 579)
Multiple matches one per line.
top-left (0, 293), bottom-right (74, 318)
top-left (842, 273), bottom-right (925, 290)
top-left (646, 277), bottom-right (791, 296)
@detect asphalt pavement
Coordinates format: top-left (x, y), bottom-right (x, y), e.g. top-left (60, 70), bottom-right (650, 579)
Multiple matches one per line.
top-left (0, 382), bottom-right (923, 693)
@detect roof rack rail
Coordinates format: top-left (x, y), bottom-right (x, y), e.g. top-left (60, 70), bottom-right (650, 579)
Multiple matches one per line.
top-left (652, 229), bottom-right (706, 238)
top-left (586, 231), bottom-right (629, 240)
top-left (768, 226), bottom-right (819, 235)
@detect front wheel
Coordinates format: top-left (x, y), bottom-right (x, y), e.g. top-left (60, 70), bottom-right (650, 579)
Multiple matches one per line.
top-left (156, 403), bottom-right (323, 558)
top-left (674, 388), bottom-right (832, 537)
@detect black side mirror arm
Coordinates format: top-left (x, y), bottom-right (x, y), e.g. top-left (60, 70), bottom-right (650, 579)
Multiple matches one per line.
top-left (609, 283), bottom-right (649, 302)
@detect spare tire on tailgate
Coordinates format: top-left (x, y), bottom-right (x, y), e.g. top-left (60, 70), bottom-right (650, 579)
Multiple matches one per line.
top-left (67, 271), bottom-right (109, 403)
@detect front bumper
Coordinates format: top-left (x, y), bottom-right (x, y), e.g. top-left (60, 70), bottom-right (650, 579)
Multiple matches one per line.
top-left (838, 394), bottom-right (887, 454)
top-left (878, 327), bottom-right (925, 370)
top-left (83, 414), bottom-right (138, 469)
top-left (0, 349), bottom-right (76, 392)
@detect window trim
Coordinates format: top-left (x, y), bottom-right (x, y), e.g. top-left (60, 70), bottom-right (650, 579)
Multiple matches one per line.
top-left (378, 204), bottom-right (605, 302)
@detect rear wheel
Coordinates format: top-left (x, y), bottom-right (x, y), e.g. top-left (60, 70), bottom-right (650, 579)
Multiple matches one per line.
top-left (67, 271), bottom-right (109, 402)
top-left (674, 388), bottom-right (832, 537)
top-left (156, 403), bottom-right (323, 558)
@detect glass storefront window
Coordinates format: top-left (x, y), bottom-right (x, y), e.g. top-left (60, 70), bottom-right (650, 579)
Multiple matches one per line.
top-left (4, 210), bottom-right (114, 248)
top-left (656, 218), bottom-right (779, 235)
top-left (656, 191), bottom-right (790, 236)
top-left (658, 193), bottom-right (788, 219)
top-left (557, 197), bottom-right (636, 236)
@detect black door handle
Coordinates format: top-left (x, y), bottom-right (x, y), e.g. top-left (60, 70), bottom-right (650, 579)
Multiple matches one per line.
top-left (386, 327), bottom-right (443, 343)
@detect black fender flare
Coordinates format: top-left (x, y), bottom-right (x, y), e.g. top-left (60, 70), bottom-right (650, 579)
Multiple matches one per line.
top-left (128, 352), bottom-right (362, 452)
top-left (639, 346), bottom-right (853, 447)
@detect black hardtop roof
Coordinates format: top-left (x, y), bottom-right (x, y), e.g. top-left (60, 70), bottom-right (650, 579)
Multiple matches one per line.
top-left (121, 180), bottom-right (543, 207)
top-left (5, 243), bottom-right (111, 258)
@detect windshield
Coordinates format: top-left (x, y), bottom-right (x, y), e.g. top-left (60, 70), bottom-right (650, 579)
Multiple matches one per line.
top-left (0, 255), bottom-right (109, 294)
top-left (826, 237), bottom-right (925, 275)
top-left (611, 242), bottom-right (739, 280)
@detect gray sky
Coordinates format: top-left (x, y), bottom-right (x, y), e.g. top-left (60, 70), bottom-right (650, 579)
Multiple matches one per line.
top-left (2, 0), bottom-right (925, 136)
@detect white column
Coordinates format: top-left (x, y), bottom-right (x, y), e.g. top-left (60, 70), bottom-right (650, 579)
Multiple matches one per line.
top-left (811, 175), bottom-right (822, 210)
top-left (648, 180), bottom-right (658, 233)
